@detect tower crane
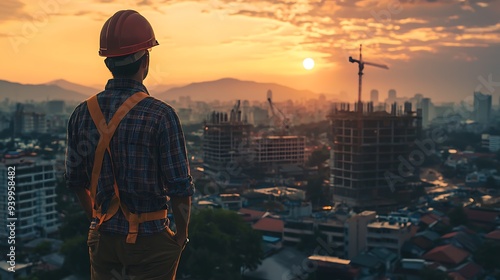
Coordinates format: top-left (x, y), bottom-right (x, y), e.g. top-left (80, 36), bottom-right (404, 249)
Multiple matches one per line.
top-left (230, 100), bottom-right (241, 122)
top-left (266, 90), bottom-right (289, 134)
top-left (349, 44), bottom-right (389, 109)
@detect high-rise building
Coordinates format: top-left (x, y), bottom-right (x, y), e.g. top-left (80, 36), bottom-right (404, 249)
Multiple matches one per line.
top-left (473, 92), bottom-right (492, 124)
top-left (250, 106), bottom-right (269, 126)
top-left (203, 110), bottom-right (306, 183)
top-left (46, 100), bottom-right (65, 114)
top-left (420, 98), bottom-right (431, 127)
top-left (328, 102), bottom-right (422, 209)
top-left (0, 157), bottom-right (60, 242)
top-left (203, 110), bottom-right (252, 184)
top-left (481, 134), bottom-right (500, 152)
top-left (13, 104), bottom-right (47, 136)
top-left (370, 90), bottom-right (379, 105)
top-left (388, 89), bottom-right (396, 100)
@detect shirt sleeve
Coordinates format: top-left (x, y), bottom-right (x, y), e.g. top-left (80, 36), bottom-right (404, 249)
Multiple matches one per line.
top-left (65, 104), bottom-right (90, 190)
top-left (158, 107), bottom-right (195, 197)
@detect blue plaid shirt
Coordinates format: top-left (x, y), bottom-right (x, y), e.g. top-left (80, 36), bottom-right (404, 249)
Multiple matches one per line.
top-left (65, 79), bottom-right (194, 235)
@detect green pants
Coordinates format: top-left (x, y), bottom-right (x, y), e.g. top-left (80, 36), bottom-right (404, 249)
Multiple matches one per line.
top-left (87, 228), bottom-right (184, 280)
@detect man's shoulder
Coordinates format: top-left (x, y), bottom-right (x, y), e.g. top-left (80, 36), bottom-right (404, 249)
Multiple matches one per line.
top-left (141, 95), bottom-right (177, 115)
top-left (69, 99), bottom-right (89, 119)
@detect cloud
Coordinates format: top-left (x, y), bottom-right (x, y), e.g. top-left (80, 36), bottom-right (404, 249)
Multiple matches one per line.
top-left (0, 0), bottom-right (26, 22)
top-left (191, 0), bottom-right (500, 65)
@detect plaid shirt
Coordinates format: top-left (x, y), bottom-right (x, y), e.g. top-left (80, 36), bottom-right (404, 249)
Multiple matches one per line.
top-left (65, 79), bottom-right (194, 235)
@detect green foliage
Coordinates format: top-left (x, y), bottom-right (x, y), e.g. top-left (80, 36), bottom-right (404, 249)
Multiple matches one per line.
top-left (18, 269), bottom-right (70, 280)
top-left (307, 146), bottom-right (330, 168)
top-left (443, 132), bottom-right (480, 151)
top-left (474, 240), bottom-right (500, 270)
top-left (419, 267), bottom-right (452, 280)
top-left (306, 175), bottom-right (325, 206)
top-left (58, 211), bottom-right (89, 240)
top-left (33, 241), bottom-right (52, 256)
top-left (178, 208), bottom-right (263, 280)
top-left (60, 235), bottom-right (90, 277)
top-left (447, 206), bottom-right (468, 227)
top-left (474, 158), bottom-right (497, 170)
top-left (16, 275), bottom-right (39, 280)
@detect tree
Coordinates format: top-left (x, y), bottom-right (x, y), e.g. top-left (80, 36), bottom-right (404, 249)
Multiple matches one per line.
top-left (474, 240), bottom-right (500, 270)
top-left (306, 175), bottom-right (325, 207)
top-left (58, 211), bottom-right (90, 278)
top-left (177, 208), bottom-right (263, 280)
top-left (32, 241), bottom-right (52, 260)
top-left (419, 267), bottom-right (452, 280)
top-left (307, 146), bottom-right (330, 169)
top-left (448, 206), bottom-right (468, 227)
top-left (60, 235), bottom-right (90, 277)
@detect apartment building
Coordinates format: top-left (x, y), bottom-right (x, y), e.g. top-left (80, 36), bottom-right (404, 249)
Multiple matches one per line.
top-left (0, 156), bottom-right (59, 242)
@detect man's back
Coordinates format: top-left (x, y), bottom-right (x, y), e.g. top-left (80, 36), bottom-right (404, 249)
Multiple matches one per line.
top-left (66, 78), bottom-right (194, 235)
top-left (65, 10), bottom-right (193, 279)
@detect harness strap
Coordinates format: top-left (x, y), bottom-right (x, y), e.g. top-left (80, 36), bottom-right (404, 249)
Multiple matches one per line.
top-left (87, 92), bottom-right (167, 244)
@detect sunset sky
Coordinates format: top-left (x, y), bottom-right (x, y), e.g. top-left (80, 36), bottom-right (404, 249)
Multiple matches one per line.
top-left (0, 0), bottom-right (499, 102)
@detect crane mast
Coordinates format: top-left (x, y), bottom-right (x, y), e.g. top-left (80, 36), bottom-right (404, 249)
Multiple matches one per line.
top-left (348, 44), bottom-right (389, 110)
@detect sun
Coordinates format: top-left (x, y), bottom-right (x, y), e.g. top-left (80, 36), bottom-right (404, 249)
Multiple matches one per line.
top-left (303, 58), bottom-right (315, 70)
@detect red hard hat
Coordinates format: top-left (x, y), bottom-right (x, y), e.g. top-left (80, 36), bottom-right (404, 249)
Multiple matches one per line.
top-left (99, 10), bottom-right (159, 57)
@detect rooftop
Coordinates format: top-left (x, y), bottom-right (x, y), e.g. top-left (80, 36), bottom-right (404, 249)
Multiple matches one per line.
top-left (253, 217), bottom-right (284, 233)
top-left (351, 253), bottom-right (383, 269)
top-left (238, 208), bottom-right (267, 222)
top-left (308, 255), bottom-right (351, 265)
top-left (464, 207), bottom-right (500, 224)
top-left (485, 229), bottom-right (500, 241)
top-left (423, 244), bottom-right (469, 266)
top-left (450, 261), bottom-right (483, 280)
top-left (368, 221), bottom-right (411, 229)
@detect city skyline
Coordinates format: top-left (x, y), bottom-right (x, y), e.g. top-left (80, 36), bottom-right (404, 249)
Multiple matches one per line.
top-left (0, 0), bottom-right (499, 103)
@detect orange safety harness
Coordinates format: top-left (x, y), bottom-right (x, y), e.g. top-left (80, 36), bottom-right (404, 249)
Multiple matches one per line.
top-left (86, 92), bottom-right (167, 244)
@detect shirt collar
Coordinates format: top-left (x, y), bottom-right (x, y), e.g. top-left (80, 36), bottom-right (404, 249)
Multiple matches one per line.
top-left (104, 78), bottom-right (150, 95)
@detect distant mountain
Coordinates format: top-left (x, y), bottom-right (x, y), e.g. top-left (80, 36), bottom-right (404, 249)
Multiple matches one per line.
top-left (0, 80), bottom-right (88, 102)
top-left (156, 78), bottom-right (320, 102)
top-left (148, 83), bottom-right (187, 94)
top-left (46, 79), bottom-right (100, 96)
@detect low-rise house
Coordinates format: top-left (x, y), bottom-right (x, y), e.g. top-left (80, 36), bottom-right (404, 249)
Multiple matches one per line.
top-left (422, 244), bottom-right (469, 268)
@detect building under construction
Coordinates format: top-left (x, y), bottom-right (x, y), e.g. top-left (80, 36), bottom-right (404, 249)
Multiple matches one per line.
top-left (203, 101), bottom-right (306, 184)
top-left (253, 135), bottom-right (306, 174)
top-left (328, 101), bottom-right (423, 210)
top-left (202, 109), bottom-right (252, 184)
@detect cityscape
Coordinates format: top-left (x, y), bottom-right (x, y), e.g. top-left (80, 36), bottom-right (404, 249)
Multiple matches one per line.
top-left (1, 80), bottom-right (500, 279)
top-left (1, 1), bottom-right (500, 280)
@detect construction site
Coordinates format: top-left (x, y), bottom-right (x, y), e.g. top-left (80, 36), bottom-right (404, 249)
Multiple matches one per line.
top-left (328, 101), bottom-right (424, 210)
top-left (202, 92), bottom-right (307, 187)
top-left (328, 45), bottom-right (424, 210)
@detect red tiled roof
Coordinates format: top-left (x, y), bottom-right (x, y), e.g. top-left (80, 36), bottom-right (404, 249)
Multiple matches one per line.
top-left (252, 217), bottom-right (284, 233)
top-left (485, 230), bottom-right (500, 241)
top-left (464, 208), bottom-right (499, 224)
top-left (420, 214), bottom-right (439, 225)
top-left (453, 262), bottom-right (482, 279)
top-left (412, 236), bottom-right (435, 250)
top-left (448, 272), bottom-right (467, 280)
top-left (238, 208), bottom-right (266, 222)
top-left (423, 244), bottom-right (469, 265)
top-left (441, 232), bottom-right (459, 239)
top-left (420, 213), bottom-right (449, 226)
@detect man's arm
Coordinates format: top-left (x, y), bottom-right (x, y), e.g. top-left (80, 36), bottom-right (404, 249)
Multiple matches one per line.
top-left (74, 188), bottom-right (93, 221)
top-left (65, 104), bottom-right (91, 220)
top-left (158, 108), bottom-right (195, 247)
top-left (170, 196), bottom-right (191, 245)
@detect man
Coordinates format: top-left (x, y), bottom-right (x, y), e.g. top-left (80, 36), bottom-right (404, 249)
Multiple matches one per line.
top-left (65, 10), bottom-right (194, 280)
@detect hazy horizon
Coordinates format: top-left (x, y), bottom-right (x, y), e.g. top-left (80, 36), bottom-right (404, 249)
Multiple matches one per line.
top-left (1, 0), bottom-right (499, 103)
